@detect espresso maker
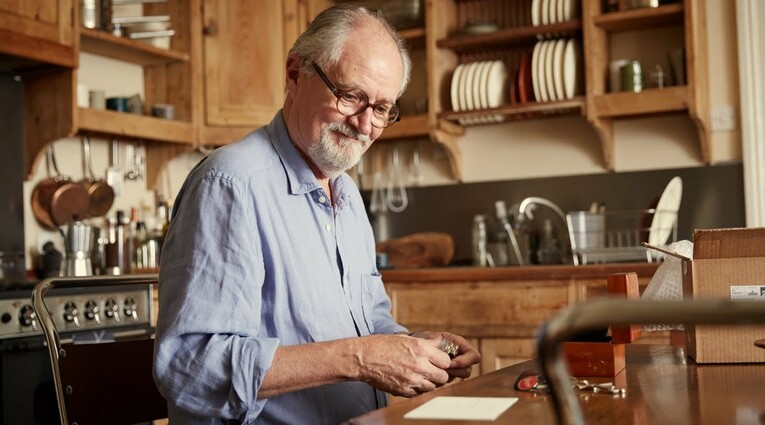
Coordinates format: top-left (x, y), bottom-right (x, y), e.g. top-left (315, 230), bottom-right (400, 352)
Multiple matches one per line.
top-left (63, 220), bottom-right (96, 276)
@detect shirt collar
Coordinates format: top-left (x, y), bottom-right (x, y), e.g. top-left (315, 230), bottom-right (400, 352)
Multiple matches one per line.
top-left (267, 111), bottom-right (353, 206)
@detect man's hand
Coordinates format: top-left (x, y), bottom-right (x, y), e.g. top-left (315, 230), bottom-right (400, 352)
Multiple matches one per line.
top-left (352, 334), bottom-right (452, 397)
top-left (408, 331), bottom-right (482, 382)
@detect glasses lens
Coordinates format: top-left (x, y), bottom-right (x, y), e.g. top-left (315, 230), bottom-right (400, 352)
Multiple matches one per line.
top-left (336, 90), bottom-right (367, 116)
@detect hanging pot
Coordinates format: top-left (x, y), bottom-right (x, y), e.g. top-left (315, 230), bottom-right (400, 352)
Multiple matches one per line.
top-left (79, 136), bottom-right (115, 217)
top-left (31, 144), bottom-right (90, 229)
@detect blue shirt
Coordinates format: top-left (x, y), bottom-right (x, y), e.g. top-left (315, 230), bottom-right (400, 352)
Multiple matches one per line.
top-left (154, 111), bottom-right (406, 424)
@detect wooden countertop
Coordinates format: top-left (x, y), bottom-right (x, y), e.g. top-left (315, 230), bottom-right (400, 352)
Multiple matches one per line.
top-left (381, 263), bottom-right (660, 282)
top-left (345, 344), bottom-right (765, 425)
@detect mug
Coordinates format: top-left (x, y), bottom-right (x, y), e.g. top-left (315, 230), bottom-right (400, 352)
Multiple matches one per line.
top-left (106, 97), bottom-right (130, 112)
top-left (89, 90), bottom-right (106, 109)
top-left (620, 61), bottom-right (644, 93)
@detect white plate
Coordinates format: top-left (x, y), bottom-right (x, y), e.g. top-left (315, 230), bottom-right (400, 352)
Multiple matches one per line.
top-left (463, 62), bottom-right (477, 112)
top-left (561, 0), bottom-right (578, 21)
top-left (552, 39), bottom-right (566, 101)
top-left (548, 0), bottom-right (558, 24)
top-left (531, 41), bottom-right (543, 102)
top-left (562, 38), bottom-right (581, 99)
top-left (450, 64), bottom-right (465, 112)
top-left (485, 60), bottom-right (507, 122)
top-left (537, 41), bottom-right (550, 102)
top-left (649, 176), bottom-right (683, 246)
top-left (544, 39), bottom-right (557, 101)
top-left (541, 0), bottom-right (550, 25)
top-left (476, 61), bottom-right (493, 123)
top-left (477, 61), bottom-right (491, 109)
top-left (556, 0), bottom-right (566, 23)
top-left (531, 0), bottom-right (542, 26)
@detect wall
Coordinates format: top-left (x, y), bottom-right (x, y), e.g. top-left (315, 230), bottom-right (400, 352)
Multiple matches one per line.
top-left (20, 0), bottom-right (743, 269)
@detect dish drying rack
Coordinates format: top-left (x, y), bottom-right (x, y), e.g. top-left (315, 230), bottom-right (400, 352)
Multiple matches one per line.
top-left (566, 209), bottom-right (678, 265)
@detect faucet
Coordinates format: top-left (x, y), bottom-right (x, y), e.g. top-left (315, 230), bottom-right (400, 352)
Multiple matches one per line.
top-left (517, 197), bottom-right (578, 265)
top-left (537, 298), bottom-right (765, 425)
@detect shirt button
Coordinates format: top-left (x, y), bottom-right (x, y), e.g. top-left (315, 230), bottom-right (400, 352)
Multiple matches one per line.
top-left (325, 224), bottom-right (331, 232)
top-left (319, 196), bottom-right (327, 203)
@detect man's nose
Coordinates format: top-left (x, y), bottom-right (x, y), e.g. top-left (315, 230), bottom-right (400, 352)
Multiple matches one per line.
top-left (348, 106), bottom-right (375, 136)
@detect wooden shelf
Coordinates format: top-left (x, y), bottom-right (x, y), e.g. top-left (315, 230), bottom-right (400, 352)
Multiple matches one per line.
top-left (593, 86), bottom-right (687, 118)
top-left (80, 27), bottom-right (189, 65)
top-left (437, 21), bottom-right (582, 52)
top-left (439, 98), bottom-right (585, 124)
top-left (378, 113), bottom-right (428, 141)
top-left (77, 107), bottom-right (193, 144)
top-left (594, 3), bottom-right (684, 32)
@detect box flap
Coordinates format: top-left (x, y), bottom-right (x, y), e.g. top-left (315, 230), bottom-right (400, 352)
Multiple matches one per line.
top-left (693, 228), bottom-right (765, 259)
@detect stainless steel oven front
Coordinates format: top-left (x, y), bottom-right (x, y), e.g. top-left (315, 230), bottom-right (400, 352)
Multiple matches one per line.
top-left (0, 282), bottom-right (154, 424)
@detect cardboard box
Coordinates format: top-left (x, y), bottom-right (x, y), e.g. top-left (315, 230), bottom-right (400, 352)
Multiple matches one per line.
top-left (682, 227), bottom-right (765, 363)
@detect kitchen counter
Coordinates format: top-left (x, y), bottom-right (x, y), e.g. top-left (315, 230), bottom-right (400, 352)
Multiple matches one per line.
top-left (379, 262), bottom-right (667, 374)
top-left (380, 262), bottom-right (660, 282)
top-left (344, 344), bottom-right (765, 425)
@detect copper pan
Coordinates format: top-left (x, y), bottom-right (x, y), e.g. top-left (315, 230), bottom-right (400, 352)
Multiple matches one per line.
top-left (31, 144), bottom-right (90, 229)
top-left (79, 136), bottom-right (115, 217)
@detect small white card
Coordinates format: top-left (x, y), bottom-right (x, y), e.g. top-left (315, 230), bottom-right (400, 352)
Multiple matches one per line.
top-left (403, 396), bottom-right (518, 421)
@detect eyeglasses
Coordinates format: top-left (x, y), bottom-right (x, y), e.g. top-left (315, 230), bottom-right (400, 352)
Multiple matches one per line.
top-left (312, 63), bottom-right (400, 128)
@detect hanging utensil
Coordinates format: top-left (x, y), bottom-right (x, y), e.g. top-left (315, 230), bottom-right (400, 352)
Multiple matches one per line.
top-left (31, 144), bottom-right (90, 228)
top-left (386, 144), bottom-right (408, 213)
top-left (125, 142), bottom-right (140, 180)
top-left (79, 136), bottom-right (115, 217)
top-left (106, 139), bottom-right (123, 196)
top-left (409, 141), bottom-right (423, 186)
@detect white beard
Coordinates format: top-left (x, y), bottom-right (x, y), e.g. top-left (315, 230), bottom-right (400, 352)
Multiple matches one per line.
top-left (308, 122), bottom-right (371, 179)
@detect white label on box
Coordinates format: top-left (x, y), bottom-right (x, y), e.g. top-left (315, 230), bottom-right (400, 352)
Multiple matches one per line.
top-left (729, 285), bottom-right (765, 301)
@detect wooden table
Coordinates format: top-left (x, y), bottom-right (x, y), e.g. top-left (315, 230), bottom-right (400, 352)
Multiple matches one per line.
top-left (346, 345), bottom-right (765, 425)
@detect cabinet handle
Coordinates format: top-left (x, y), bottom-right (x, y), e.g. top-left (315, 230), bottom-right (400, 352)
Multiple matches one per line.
top-left (203, 21), bottom-right (218, 36)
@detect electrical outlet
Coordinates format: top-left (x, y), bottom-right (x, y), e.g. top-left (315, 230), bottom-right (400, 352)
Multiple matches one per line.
top-left (711, 105), bottom-right (736, 132)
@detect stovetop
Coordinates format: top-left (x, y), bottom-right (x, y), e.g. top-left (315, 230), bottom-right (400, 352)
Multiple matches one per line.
top-left (0, 280), bottom-right (154, 340)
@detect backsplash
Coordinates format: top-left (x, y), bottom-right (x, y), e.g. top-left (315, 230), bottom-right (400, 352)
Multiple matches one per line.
top-left (368, 163), bottom-right (746, 263)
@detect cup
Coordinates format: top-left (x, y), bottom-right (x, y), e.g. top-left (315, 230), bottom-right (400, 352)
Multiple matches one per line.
top-left (151, 103), bottom-right (176, 119)
top-left (77, 83), bottom-right (89, 108)
top-left (106, 97), bottom-right (130, 112)
top-left (609, 59), bottom-right (629, 92)
top-left (620, 61), bottom-right (643, 93)
top-left (668, 49), bottom-right (685, 85)
top-left (89, 90), bottom-right (106, 109)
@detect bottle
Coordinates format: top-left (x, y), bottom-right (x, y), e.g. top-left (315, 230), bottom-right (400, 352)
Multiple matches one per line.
top-left (132, 221), bottom-right (147, 270)
top-left (472, 214), bottom-right (488, 267)
top-left (536, 219), bottom-right (563, 265)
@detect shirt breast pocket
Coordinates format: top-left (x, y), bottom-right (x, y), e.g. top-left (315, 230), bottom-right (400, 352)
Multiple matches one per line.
top-left (359, 274), bottom-right (384, 335)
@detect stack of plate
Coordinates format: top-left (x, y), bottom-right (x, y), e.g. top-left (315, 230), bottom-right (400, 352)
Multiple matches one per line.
top-left (450, 60), bottom-right (507, 125)
top-left (112, 15), bottom-right (175, 49)
top-left (530, 38), bottom-right (582, 103)
top-left (531, 0), bottom-right (580, 26)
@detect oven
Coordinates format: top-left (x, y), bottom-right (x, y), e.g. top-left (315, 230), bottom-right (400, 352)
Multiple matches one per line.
top-left (0, 281), bottom-right (155, 424)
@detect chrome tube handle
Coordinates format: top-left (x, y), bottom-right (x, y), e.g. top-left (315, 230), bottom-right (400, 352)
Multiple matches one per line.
top-left (537, 299), bottom-right (765, 425)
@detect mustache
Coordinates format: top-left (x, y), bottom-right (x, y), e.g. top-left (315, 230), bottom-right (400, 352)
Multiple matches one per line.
top-left (326, 122), bottom-right (372, 146)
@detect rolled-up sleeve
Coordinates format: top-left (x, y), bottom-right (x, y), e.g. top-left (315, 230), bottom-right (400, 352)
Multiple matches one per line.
top-left (153, 169), bottom-right (279, 421)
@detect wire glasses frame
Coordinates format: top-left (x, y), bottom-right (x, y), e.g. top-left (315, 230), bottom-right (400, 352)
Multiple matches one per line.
top-left (311, 63), bottom-right (400, 128)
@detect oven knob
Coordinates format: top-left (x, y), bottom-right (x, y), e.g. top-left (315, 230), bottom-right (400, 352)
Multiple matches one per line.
top-left (84, 300), bottom-right (101, 325)
top-left (63, 302), bottom-right (81, 328)
top-left (1, 313), bottom-right (11, 323)
top-left (19, 305), bottom-right (38, 331)
top-left (104, 298), bottom-right (121, 323)
top-left (123, 297), bottom-right (138, 321)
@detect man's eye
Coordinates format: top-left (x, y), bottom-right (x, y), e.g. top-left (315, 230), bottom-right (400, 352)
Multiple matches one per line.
top-left (340, 91), bottom-right (363, 103)
top-left (373, 104), bottom-right (392, 115)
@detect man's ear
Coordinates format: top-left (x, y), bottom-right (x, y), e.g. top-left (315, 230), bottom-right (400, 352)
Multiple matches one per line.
top-left (286, 55), bottom-right (301, 89)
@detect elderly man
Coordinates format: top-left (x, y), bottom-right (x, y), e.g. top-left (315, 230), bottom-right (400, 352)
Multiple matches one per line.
top-left (153, 4), bottom-right (480, 424)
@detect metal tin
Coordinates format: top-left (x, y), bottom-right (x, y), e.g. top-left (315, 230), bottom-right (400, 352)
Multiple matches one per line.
top-left (81, 0), bottom-right (99, 29)
top-left (620, 61), bottom-right (643, 93)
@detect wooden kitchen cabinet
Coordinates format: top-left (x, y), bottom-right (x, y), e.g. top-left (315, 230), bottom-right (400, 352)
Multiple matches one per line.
top-left (425, 0), bottom-right (710, 176)
top-left (21, 0), bottom-right (195, 190)
top-left (195, 0), bottom-right (302, 146)
top-left (0, 0), bottom-right (77, 67)
top-left (382, 264), bottom-right (660, 375)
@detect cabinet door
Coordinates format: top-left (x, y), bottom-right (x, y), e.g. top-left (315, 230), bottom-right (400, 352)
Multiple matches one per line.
top-left (480, 338), bottom-right (536, 374)
top-left (0, 0), bottom-right (76, 67)
top-left (202, 0), bottom-right (300, 127)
